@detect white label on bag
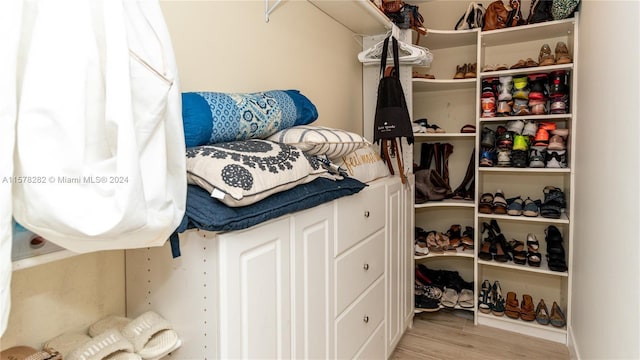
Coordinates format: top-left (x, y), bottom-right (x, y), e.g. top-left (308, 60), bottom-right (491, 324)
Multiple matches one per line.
top-left (211, 188), bottom-right (225, 200)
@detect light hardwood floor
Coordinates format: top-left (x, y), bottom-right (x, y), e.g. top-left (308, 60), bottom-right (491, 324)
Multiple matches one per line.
top-left (391, 311), bottom-right (570, 360)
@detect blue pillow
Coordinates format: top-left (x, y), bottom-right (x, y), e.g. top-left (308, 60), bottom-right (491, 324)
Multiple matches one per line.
top-left (182, 90), bottom-right (319, 147)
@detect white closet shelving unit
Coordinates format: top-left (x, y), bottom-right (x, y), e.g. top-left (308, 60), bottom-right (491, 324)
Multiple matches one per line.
top-left (475, 16), bottom-right (578, 344)
top-left (411, 27), bottom-right (479, 314)
top-left (405, 1), bottom-right (578, 345)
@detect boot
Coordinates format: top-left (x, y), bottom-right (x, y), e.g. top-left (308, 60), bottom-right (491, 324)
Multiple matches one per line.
top-left (451, 148), bottom-right (475, 199)
top-left (419, 143), bottom-right (434, 170)
top-left (432, 143), bottom-right (442, 176)
top-left (441, 143), bottom-right (454, 187)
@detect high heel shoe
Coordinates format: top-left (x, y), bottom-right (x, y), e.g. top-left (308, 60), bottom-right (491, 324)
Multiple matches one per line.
top-left (545, 225), bottom-right (568, 272)
top-left (461, 226), bottom-right (474, 250)
top-left (550, 301), bottom-right (567, 327)
top-left (535, 299), bottom-right (550, 325)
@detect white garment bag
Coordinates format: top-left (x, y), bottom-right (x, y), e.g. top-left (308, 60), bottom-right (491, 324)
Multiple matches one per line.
top-left (11, 0), bottom-right (186, 253)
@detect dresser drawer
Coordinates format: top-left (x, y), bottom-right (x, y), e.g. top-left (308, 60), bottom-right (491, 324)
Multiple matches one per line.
top-left (335, 277), bottom-right (385, 360)
top-left (354, 320), bottom-right (385, 360)
top-left (335, 230), bottom-right (385, 316)
top-left (335, 180), bottom-right (385, 256)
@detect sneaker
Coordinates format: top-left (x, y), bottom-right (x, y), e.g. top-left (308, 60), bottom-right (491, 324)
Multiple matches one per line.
top-left (511, 98), bottom-right (530, 116)
top-left (512, 75), bottom-right (530, 99)
top-left (481, 97), bottom-right (496, 118)
top-left (506, 120), bottom-right (524, 134)
top-left (538, 122), bottom-right (557, 131)
top-left (511, 150), bottom-right (528, 168)
top-left (482, 78), bottom-right (499, 98)
top-left (534, 128), bottom-right (549, 146)
top-left (529, 99), bottom-right (548, 115)
top-left (529, 146), bottom-right (547, 168)
top-left (528, 73), bottom-right (548, 98)
top-left (497, 149), bottom-right (512, 167)
top-left (522, 120), bottom-right (538, 137)
top-left (512, 134), bottom-right (529, 151)
top-left (415, 241), bottom-right (430, 256)
top-left (545, 150), bottom-right (567, 168)
top-left (480, 148), bottom-right (497, 167)
top-left (481, 127), bottom-right (497, 148)
top-left (497, 100), bottom-right (512, 116)
top-left (497, 131), bottom-right (514, 150)
top-left (550, 94), bottom-right (569, 114)
top-left (548, 134), bottom-right (566, 150)
top-left (498, 76), bottom-right (513, 101)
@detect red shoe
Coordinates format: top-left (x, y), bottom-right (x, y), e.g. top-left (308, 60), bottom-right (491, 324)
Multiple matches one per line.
top-left (534, 128), bottom-right (549, 146)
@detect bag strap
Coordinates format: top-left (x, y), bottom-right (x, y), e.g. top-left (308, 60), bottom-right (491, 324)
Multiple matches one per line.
top-left (379, 36), bottom-right (401, 78)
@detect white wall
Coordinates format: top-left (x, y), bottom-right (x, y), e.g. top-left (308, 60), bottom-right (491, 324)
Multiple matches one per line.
top-left (160, 0), bottom-right (365, 134)
top-left (571, 1), bottom-right (640, 359)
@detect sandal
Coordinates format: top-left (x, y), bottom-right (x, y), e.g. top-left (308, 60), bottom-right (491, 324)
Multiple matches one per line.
top-left (509, 239), bottom-right (527, 265)
top-left (505, 291), bottom-right (521, 319)
top-left (492, 189), bottom-right (508, 214)
top-left (526, 233), bottom-right (542, 267)
top-left (478, 280), bottom-right (493, 313)
top-left (461, 226), bottom-right (474, 249)
top-left (478, 193), bottom-right (494, 214)
top-left (540, 186), bottom-right (565, 219)
top-left (520, 294), bottom-right (536, 321)
top-left (412, 71), bottom-right (435, 79)
top-left (507, 197), bottom-right (524, 216)
top-left (522, 197), bottom-right (541, 217)
top-left (491, 281), bottom-right (506, 316)
top-left (478, 238), bottom-right (493, 261)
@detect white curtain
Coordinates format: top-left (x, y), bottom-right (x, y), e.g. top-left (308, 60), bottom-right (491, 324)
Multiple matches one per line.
top-left (0, 0), bottom-right (187, 336)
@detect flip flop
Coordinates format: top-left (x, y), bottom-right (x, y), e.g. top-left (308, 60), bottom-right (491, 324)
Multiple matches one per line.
top-left (88, 311), bottom-right (182, 360)
top-left (45, 330), bottom-right (141, 360)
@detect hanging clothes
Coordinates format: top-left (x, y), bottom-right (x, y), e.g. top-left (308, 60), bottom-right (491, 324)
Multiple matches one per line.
top-left (1, 0), bottom-right (186, 336)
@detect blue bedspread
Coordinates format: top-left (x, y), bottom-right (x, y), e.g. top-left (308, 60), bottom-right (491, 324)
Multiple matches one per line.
top-left (169, 177), bottom-right (367, 257)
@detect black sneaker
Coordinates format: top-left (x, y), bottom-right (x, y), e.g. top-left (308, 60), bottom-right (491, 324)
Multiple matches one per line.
top-left (511, 150), bottom-right (528, 168)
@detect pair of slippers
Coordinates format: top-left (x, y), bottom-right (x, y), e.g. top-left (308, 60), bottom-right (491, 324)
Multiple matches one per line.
top-left (2, 311), bottom-right (181, 360)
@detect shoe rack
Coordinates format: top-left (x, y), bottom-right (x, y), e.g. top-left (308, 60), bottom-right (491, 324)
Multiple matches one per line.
top-left (410, 25), bottom-right (478, 315)
top-left (409, 5), bottom-right (578, 345)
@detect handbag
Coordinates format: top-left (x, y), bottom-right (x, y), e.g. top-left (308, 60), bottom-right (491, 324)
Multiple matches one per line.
top-left (382, 0), bottom-right (404, 14)
top-left (552, 0), bottom-right (580, 20)
top-left (483, 0), bottom-right (526, 30)
top-left (373, 36), bottom-right (414, 184)
top-left (415, 169), bottom-right (452, 203)
top-left (527, 0), bottom-right (554, 24)
top-left (455, 2), bottom-right (486, 30)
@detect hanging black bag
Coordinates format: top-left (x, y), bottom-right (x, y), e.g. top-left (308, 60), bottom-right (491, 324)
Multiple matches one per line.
top-left (373, 36), bottom-right (414, 184)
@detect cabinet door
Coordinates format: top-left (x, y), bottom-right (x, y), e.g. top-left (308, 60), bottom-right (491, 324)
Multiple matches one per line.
top-left (385, 179), bottom-right (404, 354)
top-left (402, 175), bottom-right (415, 324)
top-left (217, 218), bottom-right (291, 359)
top-left (291, 203), bottom-right (334, 359)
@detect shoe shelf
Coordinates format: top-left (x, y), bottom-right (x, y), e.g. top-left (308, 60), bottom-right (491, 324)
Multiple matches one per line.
top-left (12, 248), bottom-right (77, 271)
top-left (413, 133), bottom-right (475, 140)
top-left (478, 258), bottom-right (568, 277)
top-left (414, 247), bottom-right (474, 260)
top-left (478, 113), bottom-right (573, 123)
top-left (415, 304), bottom-right (474, 314)
top-left (477, 312), bottom-right (566, 343)
top-left (415, 199), bottom-right (475, 209)
top-left (420, 28), bottom-right (478, 50)
top-left (477, 213), bottom-right (570, 225)
top-left (412, 78), bottom-right (476, 92)
top-left (478, 63), bottom-right (574, 79)
top-left (478, 167), bottom-right (570, 173)
top-left (479, 17), bottom-right (576, 47)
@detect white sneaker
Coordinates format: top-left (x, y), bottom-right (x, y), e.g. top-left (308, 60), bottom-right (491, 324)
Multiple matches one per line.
top-left (506, 120), bottom-right (524, 134)
top-left (522, 120), bottom-right (538, 137)
top-left (415, 241), bottom-right (429, 256)
top-left (497, 150), bottom-right (511, 167)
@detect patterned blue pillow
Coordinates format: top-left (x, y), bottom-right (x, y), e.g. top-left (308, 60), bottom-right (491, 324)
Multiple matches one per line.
top-left (182, 90), bottom-right (318, 147)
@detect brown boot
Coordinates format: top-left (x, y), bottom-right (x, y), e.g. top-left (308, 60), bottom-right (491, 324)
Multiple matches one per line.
top-left (454, 64), bottom-right (467, 79)
top-left (555, 41), bottom-right (572, 64)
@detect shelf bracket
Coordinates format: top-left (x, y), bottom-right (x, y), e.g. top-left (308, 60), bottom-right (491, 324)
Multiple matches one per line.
top-left (265, 0), bottom-right (283, 23)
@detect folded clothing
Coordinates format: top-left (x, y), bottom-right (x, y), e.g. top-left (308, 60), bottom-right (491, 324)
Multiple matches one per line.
top-left (182, 90), bottom-right (318, 147)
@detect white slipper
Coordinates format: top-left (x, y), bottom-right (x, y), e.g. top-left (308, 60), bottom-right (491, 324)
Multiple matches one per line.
top-left (89, 311), bottom-right (181, 360)
top-left (44, 330), bottom-right (141, 360)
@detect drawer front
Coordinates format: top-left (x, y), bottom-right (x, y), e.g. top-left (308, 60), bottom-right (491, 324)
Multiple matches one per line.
top-left (335, 277), bottom-right (385, 360)
top-left (335, 180), bottom-right (385, 256)
top-left (335, 230), bottom-right (385, 316)
top-left (354, 321), bottom-right (385, 360)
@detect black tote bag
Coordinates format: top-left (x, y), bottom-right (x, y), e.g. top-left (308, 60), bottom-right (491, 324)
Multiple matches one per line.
top-left (373, 36), bottom-right (414, 183)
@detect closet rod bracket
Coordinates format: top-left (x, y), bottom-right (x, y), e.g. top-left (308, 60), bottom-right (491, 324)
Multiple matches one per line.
top-left (265, 0), bottom-right (283, 23)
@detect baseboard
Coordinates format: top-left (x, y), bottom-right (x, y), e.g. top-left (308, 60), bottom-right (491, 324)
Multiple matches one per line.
top-left (567, 324), bottom-right (581, 359)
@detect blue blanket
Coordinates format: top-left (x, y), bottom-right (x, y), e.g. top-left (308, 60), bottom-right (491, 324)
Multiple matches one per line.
top-left (169, 177), bottom-right (367, 257)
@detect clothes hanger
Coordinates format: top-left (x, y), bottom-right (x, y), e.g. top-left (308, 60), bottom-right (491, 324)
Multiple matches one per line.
top-left (358, 33), bottom-right (432, 66)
